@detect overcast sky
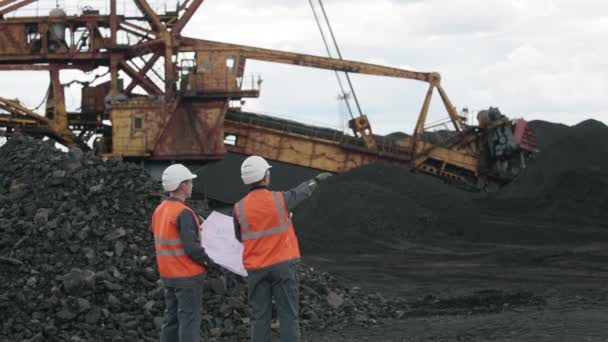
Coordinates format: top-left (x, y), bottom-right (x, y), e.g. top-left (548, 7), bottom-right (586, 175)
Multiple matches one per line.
top-left (2, 0), bottom-right (607, 134)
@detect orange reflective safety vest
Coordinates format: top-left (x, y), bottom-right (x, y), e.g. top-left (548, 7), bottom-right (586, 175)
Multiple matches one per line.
top-left (235, 189), bottom-right (301, 270)
top-left (152, 200), bottom-right (205, 278)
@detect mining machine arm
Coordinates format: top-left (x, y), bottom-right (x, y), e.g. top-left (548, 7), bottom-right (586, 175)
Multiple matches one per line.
top-left (0, 0), bottom-right (536, 188)
top-left (178, 38), bottom-right (531, 187)
top-left (179, 37), bottom-right (468, 143)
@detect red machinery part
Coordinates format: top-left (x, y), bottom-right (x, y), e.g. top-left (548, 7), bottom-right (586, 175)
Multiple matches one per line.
top-left (514, 119), bottom-right (538, 152)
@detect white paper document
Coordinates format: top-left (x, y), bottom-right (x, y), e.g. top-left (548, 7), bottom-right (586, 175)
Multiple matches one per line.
top-left (201, 211), bottom-right (247, 277)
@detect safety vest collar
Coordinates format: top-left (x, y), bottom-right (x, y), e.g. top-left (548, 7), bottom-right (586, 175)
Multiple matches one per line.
top-left (237, 191), bottom-right (292, 241)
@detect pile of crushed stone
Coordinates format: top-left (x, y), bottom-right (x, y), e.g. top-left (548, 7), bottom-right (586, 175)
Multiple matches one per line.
top-left (293, 119), bottom-right (608, 250)
top-left (293, 163), bottom-right (475, 253)
top-left (1, 137), bottom-right (494, 341)
top-left (498, 119), bottom-right (608, 223)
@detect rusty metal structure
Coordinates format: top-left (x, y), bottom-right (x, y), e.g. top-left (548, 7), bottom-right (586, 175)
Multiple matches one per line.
top-left (0, 0), bottom-right (536, 188)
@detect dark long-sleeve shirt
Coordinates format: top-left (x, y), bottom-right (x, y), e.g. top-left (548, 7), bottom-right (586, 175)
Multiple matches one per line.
top-left (175, 205), bottom-right (208, 266)
top-left (233, 178), bottom-right (319, 242)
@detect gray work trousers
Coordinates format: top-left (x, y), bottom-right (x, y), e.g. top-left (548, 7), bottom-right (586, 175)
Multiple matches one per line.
top-left (160, 279), bottom-right (204, 342)
top-left (247, 260), bottom-right (301, 342)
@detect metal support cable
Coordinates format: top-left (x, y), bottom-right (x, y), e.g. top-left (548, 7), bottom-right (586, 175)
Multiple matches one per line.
top-left (307, 0), bottom-right (354, 120)
top-left (61, 71), bottom-right (110, 88)
top-left (318, 0), bottom-right (364, 117)
top-left (31, 87), bottom-right (50, 111)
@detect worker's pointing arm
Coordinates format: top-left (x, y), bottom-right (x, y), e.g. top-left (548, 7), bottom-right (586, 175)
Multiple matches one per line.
top-left (282, 172), bottom-right (332, 211)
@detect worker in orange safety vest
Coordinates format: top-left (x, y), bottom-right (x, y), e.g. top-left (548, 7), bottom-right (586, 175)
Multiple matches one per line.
top-left (152, 164), bottom-right (213, 342)
top-left (233, 156), bottom-right (332, 342)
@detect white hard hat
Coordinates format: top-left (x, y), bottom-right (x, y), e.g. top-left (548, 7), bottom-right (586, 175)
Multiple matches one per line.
top-left (162, 164), bottom-right (197, 192)
top-left (241, 156), bottom-right (272, 184)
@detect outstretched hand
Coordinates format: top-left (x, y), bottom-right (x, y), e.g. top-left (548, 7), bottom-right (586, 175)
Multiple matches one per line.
top-left (314, 172), bottom-right (333, 183)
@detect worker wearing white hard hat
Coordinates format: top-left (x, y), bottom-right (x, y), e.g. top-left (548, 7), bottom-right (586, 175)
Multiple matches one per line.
top-left (240, 155), bottom-right (272, 185)
top-left (234, 156), bottom-right (332, 342)
top-left (161, 163), bottom-right (198, 192)
top-left (151, 163), bottom-right (212, 342)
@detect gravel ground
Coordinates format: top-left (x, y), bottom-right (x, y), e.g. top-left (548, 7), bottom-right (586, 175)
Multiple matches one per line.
top-left (303, 237), bottom-right (608, 342)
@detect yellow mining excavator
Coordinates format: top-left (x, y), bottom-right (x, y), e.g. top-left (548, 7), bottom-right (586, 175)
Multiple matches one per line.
top-left (0, 0), bottom-right (537, 190)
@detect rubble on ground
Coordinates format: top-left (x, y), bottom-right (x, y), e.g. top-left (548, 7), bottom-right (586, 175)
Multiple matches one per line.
top-left (2, 137), bottom-right (543, 342)
top-left (7, 116), bottom-right (600, 342)
top-left (0, 137), bottom-right (162, 341)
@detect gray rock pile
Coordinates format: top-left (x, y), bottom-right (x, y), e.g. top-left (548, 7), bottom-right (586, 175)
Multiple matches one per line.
top-left (0, 137), bottom-right (162, 341)
top-left (0, 137), bottom-right (409, 341)
top-left (0, 137), bottom-right (543, 342)
top-left (204, 266), bottom-right (411, 340)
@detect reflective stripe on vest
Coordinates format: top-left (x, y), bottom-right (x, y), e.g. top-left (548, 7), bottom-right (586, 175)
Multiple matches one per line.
top-left (237, 191), bottom-right (292, 241)
top-left (154, 237), bottom-right (181, 245)
top-left (156, 249), bottom-right (186, 256)
top-left (154, 237), bottom-right (184, 256)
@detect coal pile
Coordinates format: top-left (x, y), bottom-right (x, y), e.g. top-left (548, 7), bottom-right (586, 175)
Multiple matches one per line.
top-left (0, 137), bottom-right (163, 341)
top-left (213, 268), bottom-right (543, 337)
top-left (293, 119), bottom-right (608, 250)
top-left (498, 119), bottom-right (608, 223)
top-left (293, 164), bottom-right (476, 254)
top-left (207, 266), bottom-right (413, 339)
top-left (0, 137), bottom-right (423, 341)
top-left (527, 120), bottom-right (571, 149)
top-left (5, 117), bottom-right (600, 340)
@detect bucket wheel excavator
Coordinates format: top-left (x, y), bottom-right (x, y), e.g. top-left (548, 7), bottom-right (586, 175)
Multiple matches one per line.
top-left (0, 0), bottom-right (537, 189)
